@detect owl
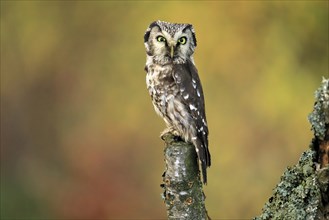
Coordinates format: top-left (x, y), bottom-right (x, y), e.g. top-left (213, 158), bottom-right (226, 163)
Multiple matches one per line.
top-left (144, 20), bottom-right (211, 184)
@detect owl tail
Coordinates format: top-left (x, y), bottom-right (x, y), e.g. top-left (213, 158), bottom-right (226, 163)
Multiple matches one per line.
top-left (201, 161), bottom-right (208, 184)
top-left (194, 140), bottom-right (211, 184)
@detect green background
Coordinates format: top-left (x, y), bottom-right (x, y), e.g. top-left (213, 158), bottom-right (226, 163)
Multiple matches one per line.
top-left (1, 1), bottom-right (328, 219)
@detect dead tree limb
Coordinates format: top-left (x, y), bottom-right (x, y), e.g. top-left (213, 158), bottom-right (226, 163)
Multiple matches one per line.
top-left (254, 78), bottom-right (329, 220)
top-left (161, 133), bottom-right (208, 220)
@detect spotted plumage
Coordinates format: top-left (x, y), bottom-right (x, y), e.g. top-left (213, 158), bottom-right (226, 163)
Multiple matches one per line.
top-left (144, 20), bottom-right (211, 184)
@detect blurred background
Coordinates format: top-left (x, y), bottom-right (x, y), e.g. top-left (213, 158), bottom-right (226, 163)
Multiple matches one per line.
top-left (1, 1), bottom-right (328, 219)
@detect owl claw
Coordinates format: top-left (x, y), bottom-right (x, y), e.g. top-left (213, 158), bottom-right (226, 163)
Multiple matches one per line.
top-left (173, 135), bottom-right (183, 142)
top-left (160, 127), bottom-right (181, 141)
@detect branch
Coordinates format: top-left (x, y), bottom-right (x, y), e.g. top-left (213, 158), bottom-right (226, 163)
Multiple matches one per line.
top-left (160, 133), bottom-right (208, 220)
top-left (254, 78), bottom-right (329, 220)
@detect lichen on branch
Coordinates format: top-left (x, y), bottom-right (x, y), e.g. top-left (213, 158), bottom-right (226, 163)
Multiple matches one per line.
top-left (308, 77), bottom-right (329, 141)
top-left (255, 78), bottom-right (329, 220)
top-left (254, 150), bottom-right (321, 220)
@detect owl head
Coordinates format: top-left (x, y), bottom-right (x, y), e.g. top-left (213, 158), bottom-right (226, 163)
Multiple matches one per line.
top-left (144, 20), bottom-right (197, 65)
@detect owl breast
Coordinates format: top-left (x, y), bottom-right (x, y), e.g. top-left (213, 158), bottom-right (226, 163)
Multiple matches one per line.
top-left (146, 64), bottom-right (180, 123)
top-left (146, 63), bottom-right (195, 142)
top-left (146, 64), bottom-right (175, 113)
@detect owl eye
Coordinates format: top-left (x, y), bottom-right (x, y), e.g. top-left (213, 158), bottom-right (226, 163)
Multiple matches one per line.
top-left (156, 36), bottom-right (166, 43)
top-left (178, 37), bottom-right (187, 45)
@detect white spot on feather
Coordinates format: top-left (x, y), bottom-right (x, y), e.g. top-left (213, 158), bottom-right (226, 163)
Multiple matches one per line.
top-left (175, 74), bottom-right (181, 83)
top-left (183, 94), bottom-right (189, 99)
top-left (197, 89), bottom-right (200, 97)
top-left (189, 104), bottom-right (197, 111)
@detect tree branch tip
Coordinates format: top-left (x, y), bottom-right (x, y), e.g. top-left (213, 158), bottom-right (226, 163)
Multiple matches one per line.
top-left (308, 77), bottom-right (329, 141)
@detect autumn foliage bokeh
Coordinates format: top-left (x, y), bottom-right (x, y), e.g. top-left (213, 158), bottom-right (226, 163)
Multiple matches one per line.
top-left (1, 1), bottom-right (328, 219)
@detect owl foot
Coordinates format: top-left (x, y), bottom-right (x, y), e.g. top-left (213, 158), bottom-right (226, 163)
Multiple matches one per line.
top-left (160, 127), bottom-right (182, 142)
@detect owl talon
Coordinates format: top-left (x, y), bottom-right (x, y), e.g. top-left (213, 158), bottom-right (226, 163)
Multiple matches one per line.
top-left (160, 128), bottom-right (183, 143)
top-left (173, 135), bottom-right (183, 142)
top-left (161, 127), bottom-right (180, 138)
top-left (160, 129), bottom-right (170, 140)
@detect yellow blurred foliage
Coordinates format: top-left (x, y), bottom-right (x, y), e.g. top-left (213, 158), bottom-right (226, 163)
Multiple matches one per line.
top-left (1, 1), bottom-right (328, 219)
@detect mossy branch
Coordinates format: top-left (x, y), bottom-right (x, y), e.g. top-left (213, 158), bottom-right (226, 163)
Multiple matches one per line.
top-left (254, 78), bottom-right (329, 220)
top-left (160, 133), bottom-right (208, 220)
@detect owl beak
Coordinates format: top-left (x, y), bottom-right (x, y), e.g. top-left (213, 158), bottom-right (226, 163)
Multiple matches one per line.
top-left (170, 45), bottom-right (174, 58)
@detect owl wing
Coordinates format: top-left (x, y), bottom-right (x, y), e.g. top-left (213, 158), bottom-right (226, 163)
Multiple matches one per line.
top-left (172, 60), bottom-right (211, 183)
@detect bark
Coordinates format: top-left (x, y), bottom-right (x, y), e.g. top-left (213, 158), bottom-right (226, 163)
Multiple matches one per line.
top-left (254, 78), bottom-right (329, 220)
top-left (161, 133), bottom-right (208, 220)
